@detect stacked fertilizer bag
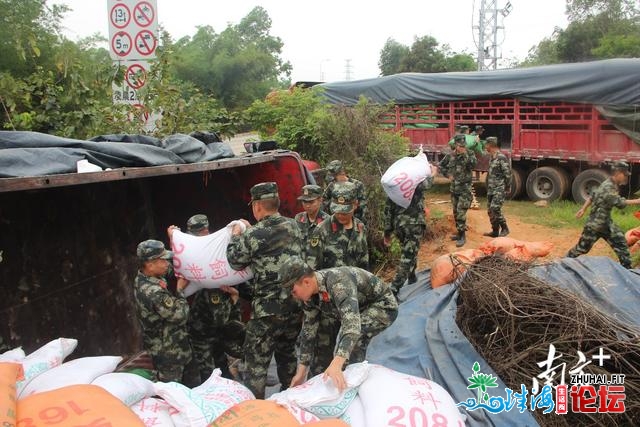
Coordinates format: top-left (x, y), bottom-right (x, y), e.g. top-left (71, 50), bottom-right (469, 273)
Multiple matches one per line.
top-left (269, 362), bottom-right (466, 427)
top-left (1, 341), bottom-right (353, 426)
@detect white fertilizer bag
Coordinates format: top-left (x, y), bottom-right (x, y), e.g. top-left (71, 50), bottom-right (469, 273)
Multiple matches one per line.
top-left (172, 221), bottom-right (253, 296)
top-left (92, 372), bottom-right (156, 406)
top-left (16, 337), bottom-right (78, 396)
top-left (358, 365), bottom-right (466, 427)
top-left (130, 397), bottom-right (178, 427)
top-left (381, 149), bottom-right (432, 208)
top-left (192, 368), bottom-right (254, 406)
top-left (0, 347), bottom-right (25, 362)
top-left (339, 395), bottom-right (366, 427)
top-left (268, 361), bottom-right (370, 419)
top-left (19, 355), bottom-right (122, 398)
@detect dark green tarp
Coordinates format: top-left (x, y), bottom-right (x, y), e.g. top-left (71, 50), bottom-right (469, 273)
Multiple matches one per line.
top-left (320, 59), bottom-right (640, 142)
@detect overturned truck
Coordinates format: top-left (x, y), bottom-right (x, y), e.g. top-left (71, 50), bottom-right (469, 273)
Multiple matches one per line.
top-left (0, 131), bottom-right (311, 357)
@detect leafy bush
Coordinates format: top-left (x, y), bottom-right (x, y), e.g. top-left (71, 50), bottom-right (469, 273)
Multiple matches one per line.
top-left (247, 89), bottom-right (410, 268)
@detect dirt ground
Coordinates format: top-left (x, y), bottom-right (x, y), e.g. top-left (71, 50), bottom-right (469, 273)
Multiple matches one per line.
top-left (415, 197), bottom-right (617, 269)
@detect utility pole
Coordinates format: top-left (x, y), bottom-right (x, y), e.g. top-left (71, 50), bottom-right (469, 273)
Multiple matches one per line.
top-left (474, 0), bottom-right (512, 70)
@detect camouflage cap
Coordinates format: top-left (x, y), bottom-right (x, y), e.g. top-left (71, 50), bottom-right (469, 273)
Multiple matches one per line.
top-left (186, 214), bottom-right (209, 234)
top-left (612, 160), bottom-right (631, 176)
top-left (280, 256), bottom-right (313, 289)
top-left (330, 181), bottom-right (357, 214)
top-left (475, 125), bottom-right (484, 132)
top-left (137, 239), bottom-right (173, 261)
top-left (485, 136), bottom-right (498, 146)
top-left (460, 125), bottom-right (470, 132)
top-left (326, 160), bottom-right (345, 175)
top-left (298, 184), bottom-right (323, 201)
top-left (249, 182), bottom-right (279, 204)
top-left (454, 134), bottom-right (466, 146)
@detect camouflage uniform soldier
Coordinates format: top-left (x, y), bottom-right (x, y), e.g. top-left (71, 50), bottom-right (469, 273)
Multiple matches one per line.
top-left (281, 257), bottom-right (398, 391)
top-left (439, 134), bottom-right (477, 247)
top-left (185, 214), bottom-right (245, 381)
top-left (483, 137), bottom-right (512, 237)
top-left (383, 172), bottom-right (436, 296)
top-left (226, 182), bottom-right (303, 399)
top-left (295, 185), bottom-right (329, 258)
top-left (305, 181), bottom-right (369, 376)
top-left (567, 161), bottom-right (640, 268)
top-left (133, 240), bottom-right (199, 385)
top-left (323, 160), bottom-right (368, 223)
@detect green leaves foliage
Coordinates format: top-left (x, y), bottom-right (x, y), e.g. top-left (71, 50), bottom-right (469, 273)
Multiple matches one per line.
top-left (378, 36), bottom-right (476, 76)
top-left (171, 6), bottom-right (291, 110)
top-left (523, 0), bottom-right (640, 65)
top-left (246, 88), bottom-right (410, 267)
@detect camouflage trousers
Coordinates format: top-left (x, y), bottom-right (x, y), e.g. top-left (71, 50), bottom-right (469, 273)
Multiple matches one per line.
top-left (487, 192), bottom-right (506, 227)
top-left (153, 349), bottom-right (201, 387)
top-left (309, 308), bottom-right (341, 377)
top-left (567, 223), bottom-right (632, 268)
top-left (451, 191), bottom-right (473, 233)
top-left (242, 312), bottom-right (302, 399)
top-left (188, 289), bottom-right (246, 381)
top-left (339, 293), bottom-right (399, 363)
top-left (391, 224), bottom-right (425, 292)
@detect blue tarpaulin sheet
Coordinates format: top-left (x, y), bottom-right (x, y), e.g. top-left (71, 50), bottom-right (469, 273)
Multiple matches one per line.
top-left (367, 256), bottom-right (640, 427)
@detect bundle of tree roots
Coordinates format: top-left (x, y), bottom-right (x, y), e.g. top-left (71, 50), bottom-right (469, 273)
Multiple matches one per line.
top-left (455, 255), bottom-right (640, 426)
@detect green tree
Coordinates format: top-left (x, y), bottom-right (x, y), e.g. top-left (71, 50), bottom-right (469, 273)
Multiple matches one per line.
top-left (138, 32), bottom-right (241, 137)
top-left (378, 36), bottom-right (476, 75)
top-left (523, 0), bottom-right (640, 65)
top-left (0, 0), bottom-right (69, 77)
top-left (172, 6), bottom-right (291, 110)
top-left (379, 38), bottom-right (410, 76)
top-left (246, 88), bottom-right (409, 267)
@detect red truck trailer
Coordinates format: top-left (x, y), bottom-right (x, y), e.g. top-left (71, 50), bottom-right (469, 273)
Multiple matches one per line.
top-left (320, 59), bottom-right (640, 203)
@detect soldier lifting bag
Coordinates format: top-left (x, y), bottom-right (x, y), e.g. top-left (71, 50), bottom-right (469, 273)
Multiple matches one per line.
top-left (381, 149), bottom-right (432, 208)
top-left (171, 221), bottom-right (253, 296)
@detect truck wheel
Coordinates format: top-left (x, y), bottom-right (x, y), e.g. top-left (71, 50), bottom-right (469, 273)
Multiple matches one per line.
top-left (525, 166), bottom-right (568, 202)
top-left (572, 169), bottom-right (609, 204)
top-left (507, 167), bottom-right (525, 199)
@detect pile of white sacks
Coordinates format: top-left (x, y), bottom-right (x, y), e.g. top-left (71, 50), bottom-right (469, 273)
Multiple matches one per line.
top-left (1, 338), bottom-right (466, 427)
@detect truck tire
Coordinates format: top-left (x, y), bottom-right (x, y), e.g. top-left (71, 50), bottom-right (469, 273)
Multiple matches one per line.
top-left (525, 166), bottom-right (568, 202)
top-left (572, 169), bottom-right (609, 204)
top-left (507, 167), bottom-right (525, 199)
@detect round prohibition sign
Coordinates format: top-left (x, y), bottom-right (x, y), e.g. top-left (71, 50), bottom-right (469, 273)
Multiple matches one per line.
top-left (111, 32), bottom-right (133, 57)
top-left (110, 3), bottom-right (131, 28)
top-left (133, 1), bottom-right (155, 27)
top-left (132, 103), bottom-right (150, 122)
top-left (125, 64), bottom-right (147, 90)
top-left (135, 30), bottom-right (157, 56)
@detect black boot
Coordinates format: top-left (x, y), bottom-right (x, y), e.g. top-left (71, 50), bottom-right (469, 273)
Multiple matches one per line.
top-left (456, 231), bottom-right (466, 247)
top-left (499, 222), bottom-right (510, 237)
top-left (483, 226), bottom-right (499, 237)
top-left (450, 233), bottom-right (460, 241)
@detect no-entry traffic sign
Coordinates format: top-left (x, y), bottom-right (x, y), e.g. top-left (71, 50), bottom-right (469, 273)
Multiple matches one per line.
top-left (134, 30), bottom-right (157, 57)
top-left (125, 63), bottom-right (147, 89)
top-left (133, 1), bottom-right (155, 27)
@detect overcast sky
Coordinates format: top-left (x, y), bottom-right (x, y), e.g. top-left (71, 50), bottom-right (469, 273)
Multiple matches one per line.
top-left (50, 0), bottom-right (568, 82)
